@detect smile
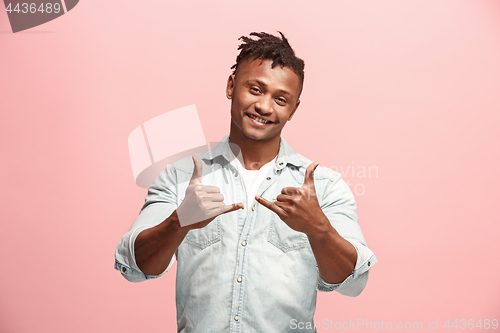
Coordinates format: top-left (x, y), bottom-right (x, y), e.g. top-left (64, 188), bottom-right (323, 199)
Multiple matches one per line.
top-left (246, 113), bottom-right (273, 125)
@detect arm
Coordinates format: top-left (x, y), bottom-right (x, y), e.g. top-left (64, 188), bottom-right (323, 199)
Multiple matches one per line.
top-left (115, 163), bottom-right (180, 282)
top-left (116, 155), bottom-right (243, 280)
top-left (314, 168), bottom-right (377, 295)
top-left (305, 214), bottom-right (357, 284)
top-left (133, 210), bottom-right (187, 276)
top-left (256, 162), bottom-right (376, 295)
top-left (134, 197), bottom-right (242, 276)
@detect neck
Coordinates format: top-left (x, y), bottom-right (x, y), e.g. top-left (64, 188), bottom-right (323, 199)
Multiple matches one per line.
top-left (228, 126), bottom-right (280, 171)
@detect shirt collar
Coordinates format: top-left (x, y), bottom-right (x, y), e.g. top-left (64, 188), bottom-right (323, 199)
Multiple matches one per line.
top-left (201, 134), bottom-right (310, 170)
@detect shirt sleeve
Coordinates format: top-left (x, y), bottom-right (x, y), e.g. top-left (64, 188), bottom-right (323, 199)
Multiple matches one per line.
top-left (114, 164), bottom-right (179, 282)
top-left (316, 171), bottom-right (377, 296)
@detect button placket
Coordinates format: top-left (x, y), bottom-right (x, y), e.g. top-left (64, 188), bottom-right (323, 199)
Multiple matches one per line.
top-left (230, 164), bottom-right (281, 331)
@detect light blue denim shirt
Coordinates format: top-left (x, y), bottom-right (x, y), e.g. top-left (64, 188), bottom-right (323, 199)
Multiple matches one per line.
top-left (115, 134), bottom-right (377, 333)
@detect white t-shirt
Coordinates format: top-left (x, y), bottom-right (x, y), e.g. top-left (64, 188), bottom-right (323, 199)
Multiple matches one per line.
top-left (228, 147), bottom-right (277, 217)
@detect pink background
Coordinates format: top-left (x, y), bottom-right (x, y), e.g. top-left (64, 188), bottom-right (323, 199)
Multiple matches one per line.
top-left (1, 0), bottom-right (499, 332)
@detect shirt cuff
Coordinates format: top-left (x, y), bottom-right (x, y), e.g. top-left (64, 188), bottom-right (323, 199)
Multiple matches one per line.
top-left (317, 239), bottom-right (377, 296)
top-left (114, 226), bottom-right (176, 282)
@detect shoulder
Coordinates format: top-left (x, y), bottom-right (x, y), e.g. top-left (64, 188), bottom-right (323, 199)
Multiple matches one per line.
top-left (289, 151), bottom-right (341, 183)
top-left (280, 137), bottom-right (341, 182)
top-left (292, 164), bottom-right (342, 190)
top-left (313, 165), bottom-right (342, 183)
top-left (171, 146), bottom-right (219, 179)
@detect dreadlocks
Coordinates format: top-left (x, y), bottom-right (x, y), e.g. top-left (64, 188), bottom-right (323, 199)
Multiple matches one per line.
top-left (230, 31), bottom-right (305, 86)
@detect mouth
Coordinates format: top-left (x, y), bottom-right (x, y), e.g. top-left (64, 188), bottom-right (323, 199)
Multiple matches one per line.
top-left (246, 113), bottom-right (274, 125)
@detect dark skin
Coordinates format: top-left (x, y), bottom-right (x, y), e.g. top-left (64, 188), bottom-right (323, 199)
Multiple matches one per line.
top-left (135, 58), bottom-right (357, 283)
top-left (255, 163), bottom-right (357, 284)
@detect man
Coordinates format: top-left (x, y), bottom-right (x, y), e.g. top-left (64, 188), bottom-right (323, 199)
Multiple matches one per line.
top-left (115, 31), bottom-right (377, 332)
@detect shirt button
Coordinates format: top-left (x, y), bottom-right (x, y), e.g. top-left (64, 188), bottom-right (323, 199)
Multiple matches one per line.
top-left (241, 241), bottom-right (246, 246)
top-left (237, 277), bottom-right (242, 283)
top-left (251, 205), bottom-right (255, 211)
top-left (279, 162), bottom-right (283, 166)
top-left (368, 261), bottom-right (371, 267)
top-left (122, 267), bottom-right (126, 273)
top-left (266, 177), bottom-right (271, 180)
top-left (234, 173), bottom-right (238, 177)
top-left (234, 315), bottom-right (239, 321)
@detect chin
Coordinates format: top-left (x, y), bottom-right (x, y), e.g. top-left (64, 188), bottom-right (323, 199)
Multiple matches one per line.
top-left (243, 130), bottom-right (276, 142)
top-left (243, 132), bottom-right (264, 141)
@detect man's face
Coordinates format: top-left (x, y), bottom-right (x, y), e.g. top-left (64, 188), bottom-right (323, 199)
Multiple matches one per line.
top-left (226, 58), bottom-right (302, 143)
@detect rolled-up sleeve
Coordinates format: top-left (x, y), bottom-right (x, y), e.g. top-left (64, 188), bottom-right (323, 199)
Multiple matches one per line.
top-left (316, 170), bottom-right (377, 296)
top-left (114, 164), bottom-right (179, 282)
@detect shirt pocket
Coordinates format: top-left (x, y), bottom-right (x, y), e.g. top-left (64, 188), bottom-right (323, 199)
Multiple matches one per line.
top-left (268, 214), bottom-right (308, 252)
top-left (184, 216), bottom-right (221, 250)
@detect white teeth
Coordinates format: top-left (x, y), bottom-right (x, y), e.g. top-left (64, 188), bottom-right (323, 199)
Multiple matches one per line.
top-left (248, 114), bottom-right (270, 123)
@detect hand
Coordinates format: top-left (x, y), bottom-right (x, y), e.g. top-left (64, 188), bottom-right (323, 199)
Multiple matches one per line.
top-left (176, 155), bottom-right (243, 228)
top-left (255, 161), bottom-right (329, 236)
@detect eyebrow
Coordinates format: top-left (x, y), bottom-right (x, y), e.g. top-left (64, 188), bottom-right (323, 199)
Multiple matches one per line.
top-left (249, 79), bottom-right (291, 96)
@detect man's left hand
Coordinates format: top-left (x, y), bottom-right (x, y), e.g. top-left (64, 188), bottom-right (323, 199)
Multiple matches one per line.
top-left (256, 162), bottom-right (330, 236)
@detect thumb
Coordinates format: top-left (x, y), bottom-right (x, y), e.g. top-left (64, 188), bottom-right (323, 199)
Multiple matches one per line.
top-left (189, 155), bottom-right (203, 184)
top-left (303, 161), bottom-right (319, 187)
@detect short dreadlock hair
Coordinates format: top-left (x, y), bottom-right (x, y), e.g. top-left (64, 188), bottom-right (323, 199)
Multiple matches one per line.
top-left (230, 31), bottom-right (305, 86)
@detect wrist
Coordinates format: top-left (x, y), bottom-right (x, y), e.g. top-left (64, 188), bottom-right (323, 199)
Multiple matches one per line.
top-left (305, 214), bottom-right (335, 240)
top-left (161, 210), bottom-right (188, 237)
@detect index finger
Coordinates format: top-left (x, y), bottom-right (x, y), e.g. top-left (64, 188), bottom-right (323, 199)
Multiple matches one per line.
top-left (255, 195), bottom-right (286, 217)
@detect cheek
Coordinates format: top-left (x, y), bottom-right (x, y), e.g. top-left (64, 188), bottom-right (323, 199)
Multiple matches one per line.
top-left (238, 91), bottom-right (258, 104)
top-left (276, 111), bottom-right (292, 124)
top-left (230, 103), bottom-right (244, 122)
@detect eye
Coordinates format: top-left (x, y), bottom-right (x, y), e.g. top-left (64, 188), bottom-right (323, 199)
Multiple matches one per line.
top-left (250, 87), bottom-right (261, 94)
top-left (276, 97), bottom-right (287, 104)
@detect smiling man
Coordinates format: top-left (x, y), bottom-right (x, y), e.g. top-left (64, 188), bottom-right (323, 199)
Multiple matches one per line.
top-left (115, 32), bottom-right (377, 333)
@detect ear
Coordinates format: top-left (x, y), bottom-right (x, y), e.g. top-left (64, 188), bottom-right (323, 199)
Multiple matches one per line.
top-left (287, 99), bottom-right (300, 121)
top-left (226, 74), bottom-right (235, 99)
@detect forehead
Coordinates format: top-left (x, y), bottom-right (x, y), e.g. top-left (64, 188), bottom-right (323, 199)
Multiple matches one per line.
top-left (235, 58), bottom-right (302, 95)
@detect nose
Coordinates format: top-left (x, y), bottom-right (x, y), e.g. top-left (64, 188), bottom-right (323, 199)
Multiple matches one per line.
top-left (255, 95), bottom-right (273, 115)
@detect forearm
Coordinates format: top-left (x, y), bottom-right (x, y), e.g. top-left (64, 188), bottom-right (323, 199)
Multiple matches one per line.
top-left (134, 210), bottom-right (188, 276)
top-left (307, 217), bottom-right (357, 284)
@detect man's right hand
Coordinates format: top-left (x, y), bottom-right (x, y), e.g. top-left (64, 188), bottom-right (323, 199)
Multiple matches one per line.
top-left (176, 155), bottom-right (243, 228)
